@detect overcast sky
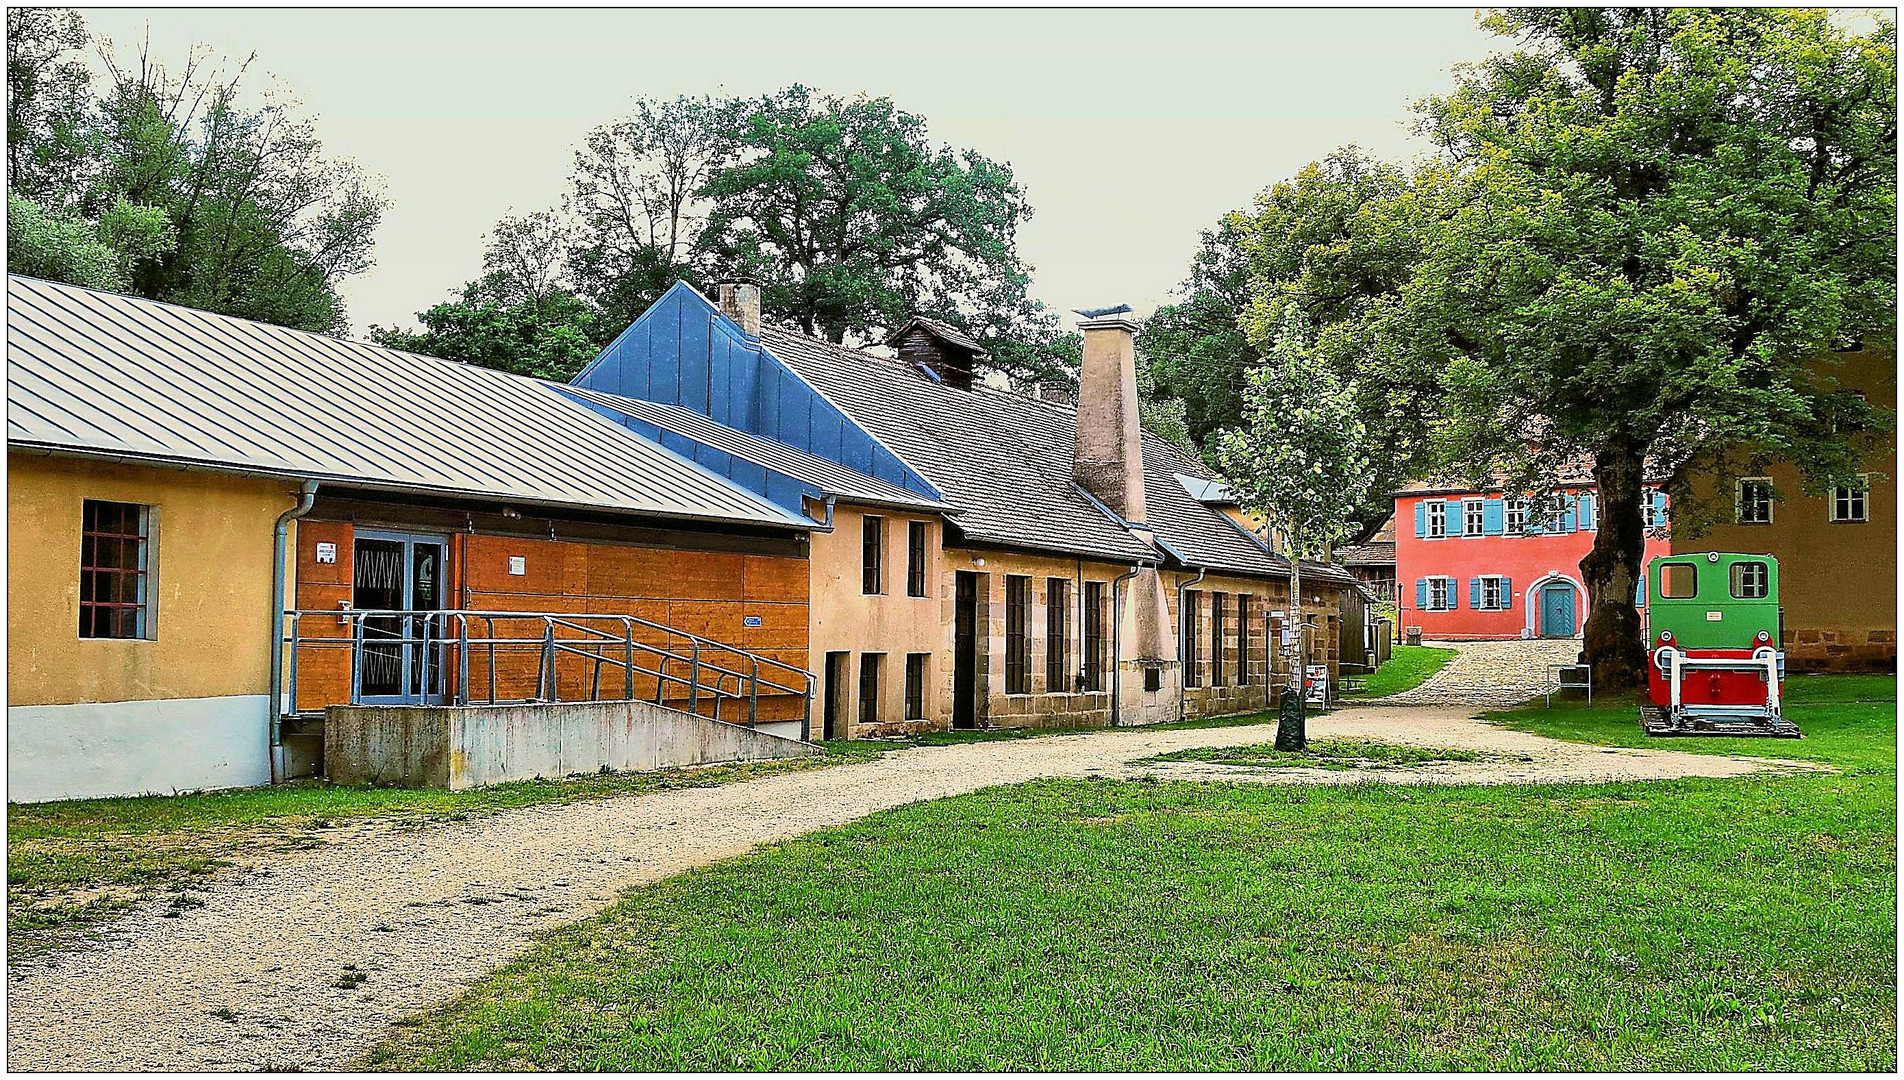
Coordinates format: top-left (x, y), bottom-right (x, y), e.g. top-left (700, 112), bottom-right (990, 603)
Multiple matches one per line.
top-left (75, 7), bottom-right (1504, 337)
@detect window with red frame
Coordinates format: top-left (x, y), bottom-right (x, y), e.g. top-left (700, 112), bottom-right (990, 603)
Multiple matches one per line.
top-left (80, 500), bottom-right (151, 638)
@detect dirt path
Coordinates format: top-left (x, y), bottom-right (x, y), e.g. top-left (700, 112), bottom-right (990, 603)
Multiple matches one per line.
top-left (4, 707), bottom-right (1814, 1071)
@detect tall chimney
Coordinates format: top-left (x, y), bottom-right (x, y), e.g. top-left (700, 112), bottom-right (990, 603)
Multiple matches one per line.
top-left (1073, 312), bottom-right (1147, 522)
top-left (1072, 308), bottom-right (1179, 717)
top-left (716, 280), bottom-right (760, 337)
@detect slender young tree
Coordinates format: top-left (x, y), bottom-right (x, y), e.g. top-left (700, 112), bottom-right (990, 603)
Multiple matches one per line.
top-left (1216, 311), bottom-right (1375, 748)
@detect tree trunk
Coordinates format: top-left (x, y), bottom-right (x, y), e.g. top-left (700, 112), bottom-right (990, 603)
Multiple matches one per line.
top-left (1276, 553), bottom-right (1308, 751)
top-left (1580, 441), bottom-right (1649, 693)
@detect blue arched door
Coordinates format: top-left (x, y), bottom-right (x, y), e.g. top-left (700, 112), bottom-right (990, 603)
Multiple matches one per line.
top-left (1539, 583), bottom-right (1577, 638)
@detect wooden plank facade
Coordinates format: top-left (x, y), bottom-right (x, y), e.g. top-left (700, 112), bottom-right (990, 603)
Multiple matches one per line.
top-left (289, 492), bottom-right (811, 722)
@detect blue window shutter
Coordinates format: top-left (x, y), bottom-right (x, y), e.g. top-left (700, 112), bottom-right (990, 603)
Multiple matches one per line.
top-left (1414, 503), bottom-right (1427, 538)
top-left (1579, 493), bottom-right (1595, 530)
top-left (1416, 579), bottom-right (1428, 609)
top-left (1483, 499), bottom-right (1504, 535)
top-left (1502, 576), bottom-right (1513, 608)
top-left (1561, 497), bottom-right (1577, 532)
top-left (1653, 490), bottom-right (1669, 525)
top-left (1447, 578), bottom-right (1459, 609)
top-left (1469, 578), bottom-right (1482, 608)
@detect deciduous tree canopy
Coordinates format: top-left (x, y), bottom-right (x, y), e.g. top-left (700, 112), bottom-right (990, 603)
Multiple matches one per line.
top-left (1218, 7), bottom-right (1896, 690)
top-left (5, 10), bottom-right (385, 333)
top-left (387, 88), bottom-right (1076, 386)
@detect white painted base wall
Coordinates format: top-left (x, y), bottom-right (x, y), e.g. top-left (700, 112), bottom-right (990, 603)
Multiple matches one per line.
top-left (7, 695), bottom-right (270, 804)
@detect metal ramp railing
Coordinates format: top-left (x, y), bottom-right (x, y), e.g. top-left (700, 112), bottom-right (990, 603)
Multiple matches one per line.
top-left (282, 608), bottom-right (815, 740)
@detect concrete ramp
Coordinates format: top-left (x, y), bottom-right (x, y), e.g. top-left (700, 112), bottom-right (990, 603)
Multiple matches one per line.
top-left (324, 699), bottom-right (822, 790)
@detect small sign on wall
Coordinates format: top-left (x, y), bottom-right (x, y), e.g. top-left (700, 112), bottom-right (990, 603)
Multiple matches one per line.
top-left (508, 556), bottom-right (527, 576)
top-left (743, 615), bottom-right (763, 628)
top-left (315, 542), bottom-right (337, 565)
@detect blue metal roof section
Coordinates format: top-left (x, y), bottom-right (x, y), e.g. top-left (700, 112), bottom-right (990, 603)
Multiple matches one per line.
top-left (571, 282), bottom-right (942, 504)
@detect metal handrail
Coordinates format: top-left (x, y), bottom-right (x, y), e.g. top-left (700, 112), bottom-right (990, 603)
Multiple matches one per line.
top-left (282, 607), bottom-right (815, 739)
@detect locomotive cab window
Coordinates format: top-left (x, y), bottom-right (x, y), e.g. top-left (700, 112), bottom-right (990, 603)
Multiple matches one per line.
top-left (1730, 561), bottom-right (1770, 600)
top-left (1659, 563), bottom-right (1698, 599)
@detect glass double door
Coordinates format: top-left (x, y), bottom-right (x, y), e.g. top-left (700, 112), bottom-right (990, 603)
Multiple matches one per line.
top-left (352, 530), bottom-right (448, 703)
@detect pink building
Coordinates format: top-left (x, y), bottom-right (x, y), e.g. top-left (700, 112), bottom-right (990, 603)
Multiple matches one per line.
top-left (1394, 475), bottom-right (1671, 640)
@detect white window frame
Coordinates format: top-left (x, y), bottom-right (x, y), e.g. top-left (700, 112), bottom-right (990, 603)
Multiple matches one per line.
top-left (1830, 475), bottom-right (1869, 523)
top-left (1464, 500), bottom-right (1485, 536)
top-left (1505, 498), bottom-right (1528, 535)
top-left (1426, 500), bottom-right (1447, 539)
top-left (1479, 575), bottom-right (1507, 612)
top-left (1736, 478), bottom-right (1774, 525)
top-left (1427, 576), bottom-right (1453, 611)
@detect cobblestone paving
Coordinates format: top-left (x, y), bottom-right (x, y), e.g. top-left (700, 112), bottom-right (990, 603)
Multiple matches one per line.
top-left (1372, 638), bottom-right (1585, 708)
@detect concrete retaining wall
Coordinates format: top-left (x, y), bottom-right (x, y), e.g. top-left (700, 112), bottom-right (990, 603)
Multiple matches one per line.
top-left (7, 694), bottom-right (271, 803)
top-left (324, 699), bottom-right (822, 790)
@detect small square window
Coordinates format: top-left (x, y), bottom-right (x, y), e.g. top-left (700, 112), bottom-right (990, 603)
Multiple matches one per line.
top-left (1659, 563), bottom-right (1698, 599)
top-left (1831, 477), bottom-right (1868, 523)
top-left (1736, 479), bottom-right (1774, 525)
top-left (1428, 577), bottom-right (1451, 611)
top-left (1730, 561), bottom-right (1770, 600)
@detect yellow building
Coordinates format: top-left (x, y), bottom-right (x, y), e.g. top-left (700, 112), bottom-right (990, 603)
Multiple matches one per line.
top-left (1692, 350), bottom-right (1897, 671)
top-left (569, 282), bottom-right (1353, 737)
top-left (7, 276), bottom-right (817, 802)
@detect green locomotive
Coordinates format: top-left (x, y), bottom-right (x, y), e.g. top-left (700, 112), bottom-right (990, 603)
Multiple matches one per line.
top-left (1641, 551), bottom-right (1799, 738)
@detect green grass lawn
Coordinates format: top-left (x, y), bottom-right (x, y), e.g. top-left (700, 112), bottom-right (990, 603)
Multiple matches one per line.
top-left (365, 675), bottom-right (1896, 1071)
top-left (1139, 738), bottom-right (1488, 771)
top-left (6, 745), bottom-right (882, 953)
top-left (1344, 644), bottom-right (1458, 698)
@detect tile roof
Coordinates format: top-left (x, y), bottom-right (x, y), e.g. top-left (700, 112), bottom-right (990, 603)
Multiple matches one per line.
top-left (1335, 541), bottom-right (1396, 567)
top-left (5, 275), bottom-right (807, 529)
top-left (555, 385), bottom-right (952, 514)
top-left (759, 325), bottom-right (1349, 583)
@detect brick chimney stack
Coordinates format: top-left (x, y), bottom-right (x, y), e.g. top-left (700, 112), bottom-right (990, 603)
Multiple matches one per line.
top-left (1071, 309), bottom-right (1179, 712)
top-left (716, 280), bottom-right (761, 338)
top-left (1072, 312), bottom-right (1147, 522)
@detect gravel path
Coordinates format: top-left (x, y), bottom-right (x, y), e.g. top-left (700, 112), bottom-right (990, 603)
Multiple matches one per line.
top-left (1371, 638), bottom-right (1584, 708)
top-left (5, 707), bottom-right (1817, 1072)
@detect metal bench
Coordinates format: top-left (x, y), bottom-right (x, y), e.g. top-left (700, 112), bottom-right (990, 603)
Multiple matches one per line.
top-left (1545, 663), bottom-right (1592, 706)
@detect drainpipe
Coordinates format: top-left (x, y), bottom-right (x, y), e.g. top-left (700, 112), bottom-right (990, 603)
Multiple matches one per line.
top-left (1174, 564), bottom-right (1208, 725)
top-left (1108, 563), bottom-right (1145, 726)
top-left (268, 479), bottom-right (319, 783)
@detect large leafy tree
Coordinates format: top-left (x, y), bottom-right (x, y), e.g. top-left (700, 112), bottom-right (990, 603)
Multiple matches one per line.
top-left (1268, 9), bottom-right (1896, 690)
top-left (399, 87), bottom-right (1070, 384)
top-left (5, 11), bottom-right (385, 333)
top-left (697, 86), bottom-right (1054, 365)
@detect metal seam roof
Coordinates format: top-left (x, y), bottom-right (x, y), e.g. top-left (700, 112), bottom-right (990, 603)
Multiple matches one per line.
top-left (5, 275), bottom-right (808, 530)
top-left (556, 385), bottom-right (953, 513)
